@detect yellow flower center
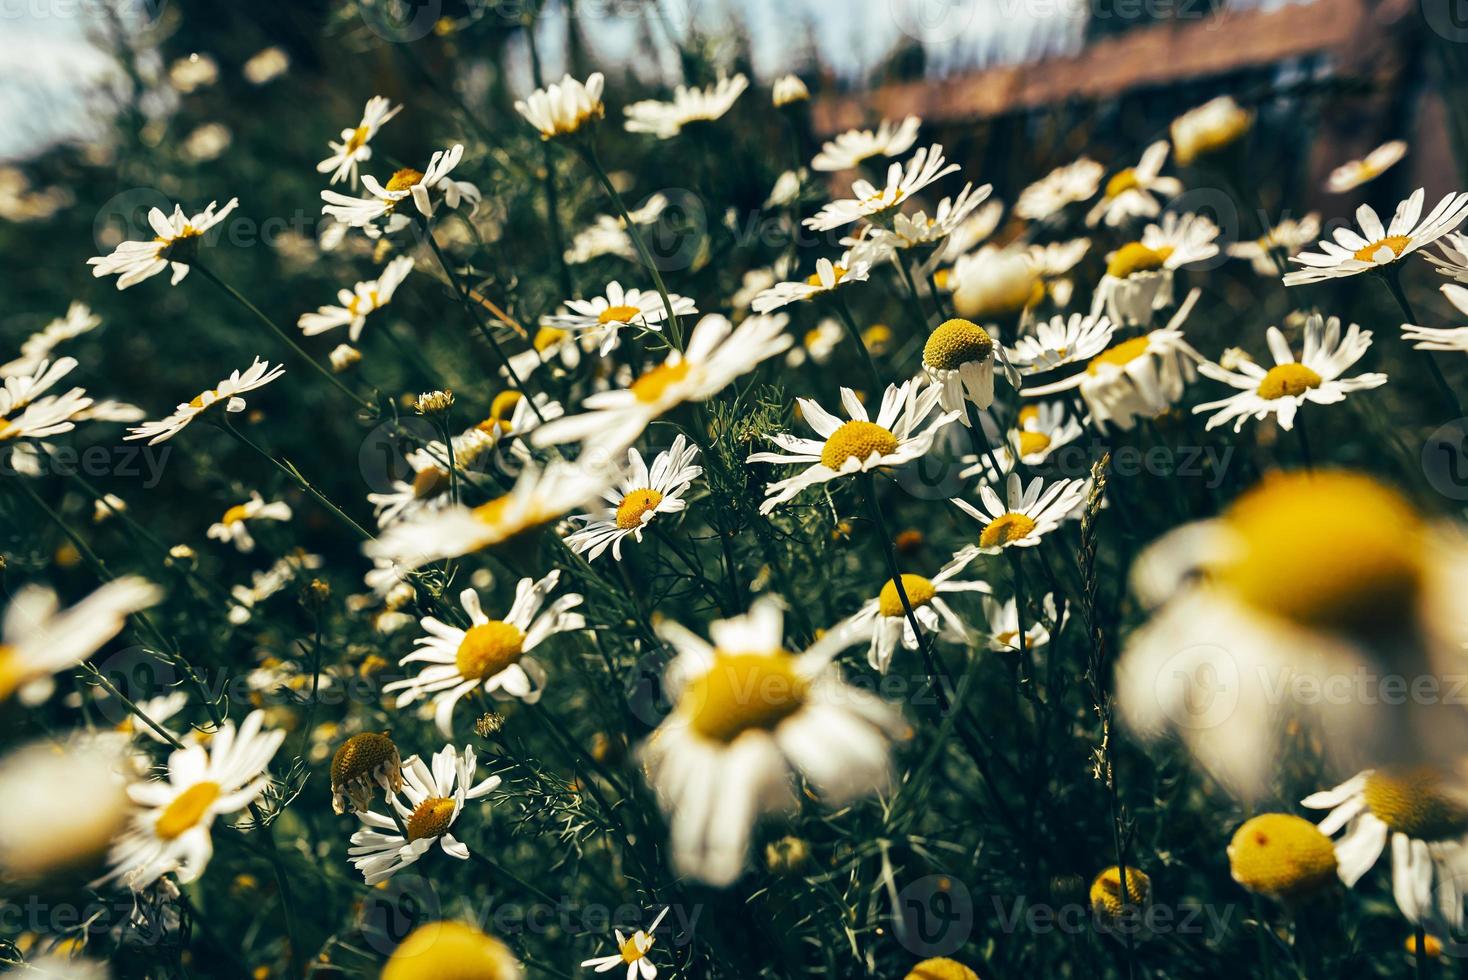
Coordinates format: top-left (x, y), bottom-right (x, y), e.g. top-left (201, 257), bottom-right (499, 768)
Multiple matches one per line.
top-left (331, 732), bottom-right (399, 790)
top-left (1104, 168), bottom-right (1140, 199)
top-left (385, 167), bottom-right (425, 193)
top-left (533, 326), bottom-right (567, 353)
top-left (1086, 336), bottom-right (1153, 375)
top-left (1089, 865), bottom-right (1150, 919)
top-left (478, 390), bottom-right (524, 435)
top-left (1227, 813), bottom-right (1337, 899)
top-left (412, 466), bottom-right (451, 500)
top-left (905, 958), bottom-right (980, 980)
top-left (923, 318), bottom-right (994, 371)
top-left (878, 574), bottom-right (938, 618)
top-left (598, 304), bottom-right (643, 325)
top-left (615, 488), bottom-right (664, 530)
top-left (820, 420), bottom-right (898, 470)
top-left (1214, 471), bottom-right (1424, 634)
top-left (1016, 431), bottom-right (1052, 457)
top-left (993, 629), bottom-right (1019, 648)
top-left (979, 512), bottom-right (1038, 548)
top-left (1363, 769), bottom-right (1468, 841)
top-left (683, 651), bottom-right (808, 743)
top-left (1256, 363), bottom-right (1323, 400)
top-left (188, 388), bottom-right (219, 409)
top-left (0, 645), bottom-right (28, 701)
top-left (455, 620), bottom-right (526, 681)
top-left (630, 359), bottom-right (692, 404)
top-left (1352, 234), bottom-right (1412, 264)
top-left (806, 265), bottom-right (847, 287)
top-left (619, 934), bottom-right (651, 964)
top-left (221, 503), bottom-right (252, 525)
top-left (156, 781), bottom-right (221, 840)
top-left (1106, 242), bottom-right (1173, 279)
top-left (405, 796), bottom-right (457, 842)
top-left (347, 290), bottom-right (380, 318)
top-left (345, 125), bottom-right (371, 153)
top-left (381, 921), bottom-right (520, 980)
top-left (1017, 405), bottom-right (1041, 427)
top-left (863, 324), bottom-right (893, 351)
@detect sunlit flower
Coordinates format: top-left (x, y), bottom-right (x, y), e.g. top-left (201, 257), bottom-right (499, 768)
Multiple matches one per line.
top-left (206, 492), bottom-right (293, 553)
top-left (581, 907), bottom-right (669, 979)
top-left (1283, 188), bottom-right (1468, 285)
top-left (1016, 157), bottom-right (1103, 220)
top-left (515, 72), bottom-right (605, 139)
top-left (317, 95), bottom-right (401, 186)
top-left (1402, 283), bottom-right (1468, 352)
top-left (0, 356), bottom-right (93, 445)
top-left (1227, 214), bottom-right (1321, 276)
top-left (920, 317), bottom-right (1002, 421)
top-left (1327, 140), bottom-right (1407, 193)
top-left (812, 116), bottom-right (921, 172)
top-left (1006, 312), bottom-right (1117, 376)
top-left (1094, 212), bottom-right (1219, 325)
top-left (860, 182), bottom-right (993, 254)
top-left (125, 357), bottom-right (285, 444)
top-left (382, 921), bottom-right (523, 980)
top-left (804, 144), bottom-right (960, 232)
top-left (1085, 141), bottom-right (1181, 228)
top-left (772, 75), bottom-right (809, 107)
top-left (751, 256), bottom-right (872, 313)
top-left (321, 144), bottom-right (478, 232)
top-left (542, 281), bottom-right (698, 356)
top-left (1170, 96), bottom-right (1252, 165)
top-left (950, 244), bottom-right (1040, 320)
top-left (834, 546), bottom-right (990, 673)
top-left (624, 75), bottom-right (748, 139)
top-left (1228, 813), bottom-right (1338, 901)
top-left (2, 301), bottom-right (101, 377)
top-left (567, 435), bottom-right (701, 561)
top-left (88, 199), bottom-right (238, 289)
top-left (954, 471), bottom-right (1086, 553)
top-left (962, 403), bottom-right (1083, 475)
top-left (297, 255), bottom-right (413, 342)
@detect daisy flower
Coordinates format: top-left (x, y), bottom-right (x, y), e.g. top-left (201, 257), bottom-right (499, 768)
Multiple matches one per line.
top-left (1015, 157), bottom-right (1103, 220)
top-left (385, 572), bottom-right (584, 734)
top-left (2, 301), bottom-right (101, 377)
top-left (297, 255), bottom-right (413, 342)
top-left (0, 358), bottom-right (93, 446)
top-left (1094, 212), bottom-right (1219, 325)
top-left (1283, 188), bottom-right (1468, 286)
top-left (1006, 312), bottom-right (1117, 376)
top-left (206, 492), bottom-right (293, 553)
top-left (1193, 314), bottom-right (1387, 432)
top-left (772, 74), bottom-right (809, 107)
top-left (581, 907), bottom-right (670, 979)
top-left (963, 403), bottom-right (1084, 476)
top-left (348, 744), bottom-right (500, 884)
top-left (515, 72), bottom-right (605, 139)
top-left (0, 577), bottom-right (160, 705)
top-left (1303, 769), bottom-right (1468, 928)
top-left (88, 198), bottom-right (238, 289)
top-left (983, 592), bottom-right (1055, 654)
top-left (785, 318), bottom-right (844, 368)
top-left (1427, 231), bottom-right (1468, 283)
top-left (384, 922), bottom-right (523, 980)
top-left (1026, 237), bottom-right (1092, 307)
top-left (950, 244), bottom-right (1041, 320)
top-left (567, 435), bottom-right (701, 562)
top-left (125, 357), bottom-right (285, 444)
top-left (1170, 96), bottom-right (1252, 166)
top-left (954, 471), bottom-right (1087, 553)
top-left (531, 313), bottom-right (792, 452)
top-left (1403, 283), bottom-right (1468, 352)
top-left (623, 75), bottom-right (748, 139)
top-left (835, 546), bottom-right (991, 673)
top-left (97, 710), bottom-right (285, 890)
top-left (750, 256), bottom-right (872, 314)
top-left (542, 281), bottom-right (698, 357)
top-left (112, 691), bottom-right (189, 745)
top-left (862, 182), bottom-right (993, 253)
top-left (640, 597), bottom-right (902, 886)
top-left (1227, 813), bottom-right (1339, 902)
top-left (366, 429), bottom-right (491, 528)
top-left (812, 115), bottom-right (921, 172)
top-left (0, 738), bottom-right (132, 879)
top-left (1085, 141), bottom-right (1182, 228)
top-left (748, 380), bottom-right (958, 514)
top-left (1327, 139), bottom-right (1408, 193)
top-left (803, 144), bottom-right (960, 232)
top-left (316, 95), bottom-right (401, 186)
top-left (1227, 213), bottom-right (1322, 276)
top-left (920, 317), bottom-right (1002, 421)
top-left (935, 198), bottom-right (1004, 265)
top-left (321, 144), bottom-right (477, 232)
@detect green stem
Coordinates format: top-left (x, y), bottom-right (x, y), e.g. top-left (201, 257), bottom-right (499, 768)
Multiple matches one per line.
top-left (217, 418), bottom-right (373, 541)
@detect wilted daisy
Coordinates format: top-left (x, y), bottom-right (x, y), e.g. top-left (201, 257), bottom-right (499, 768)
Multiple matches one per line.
top-left (1227, 213), bottom-right (1321, 276)
top-left (317, 95), bottom-right (401, 186)
top-left (920, 317), bottom-right (1001, 420)
top-left (1228, 813), bottom-right (1338, 902)
top-left (206, 492), bottom-right (293, 553)
top-left (330, 731), bottom-right (403, 816)
top-left (1327, 139), bottom-right (1407, 192)
top-left (567, 435), bottom-right (701, 562)
top-left (532, 313), bottom-right (792, 452)
top-left (804, 144), bottom-right (960, 232)
top-left (1085, 141), bottom-right (1182, 228)
top-left (98, 710), bottom-right (285, 890)
top-left (748, 380), bottom-right (958, 514)
top-left (297, 255), bottom-right (413, 342)
top-left (640, 597), bottom-right (901, 886)
top-left (1015, 157), bottom-right (1103, 220)
top-left (1194, 314), bottom-right (1387, 432)
top-left (348, 744), bottom-right (500, 884)
top-left (2, 301), bottom-right (100, 376)
top-left (950, 244), bottom-right (1040, 320)
top-left (982, 592), bottom-right (1055, 654)
top-left (1402, 283), bottom-right (1468, 352)
top-left (1170, 96), bottom-right (1252, 166)
top-left (542, 281), bottom-right (698, 356)
top-left (624, 75), bottom-right (748, 139)
top-left (835, 546), bottom-right (990, 673)
top-left (1006, 312), bottom-right (1116, 376)
top-left (88, 198), bottom-right (237, 289)
top-left (1094, 212), bottom-right (1219, 325)
top-left (581, 907), bottom-right (669, 979)
top-left (0, 577), bottom-right (159, 705)
top-left (384, 573), bottom-right (584, 734)
top-left (750, 256), bottom-right (872, 314)
top-left (125, 357), bottom-right (285, 444)
top-left (772, 74), bottom-right (809, 107)
top-left (812, 115), bottom-right (921, 172)
top-left (954, 472), bottom-right (1086, 553)
top-left (1283, 188), bottom-right (1468, 285)
top-left (1304, 770), bottom-right (1468, 927)
top-left (514, 72), bottom-right (605, 139)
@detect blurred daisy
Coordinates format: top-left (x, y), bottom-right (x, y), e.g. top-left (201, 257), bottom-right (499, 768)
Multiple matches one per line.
top-left (542, 282), bottom-right (698, 356)
top-left (837, 546), bottom-right (991, 673)
top-left (98, 710), bottom-right (285, 890)
top-left (785, 318), bottom-right (843, 367)
top-left (532, 313), bottom-right (792, 452)
top-left (1402, 283), bottom-right (1468, 353)
top-left (951, 245), bottom-right (1040, 320)
top-left (386, 574), bottom-right (583, 734)
top-left (472, 391), bottom-right (564, 472)
top-left (1227, 214), bottom-right (1321, 276)
top-left (1194, 314), bottom-right (1387, 432)
top-left (1027, 237), bottom-right (1092, 307)
top-left (748, 380), bottom-right (958, 514)
top-left (349, 744), bottom-right (500, 884)
top-left (0, 577), bottom-right (159, 705)
top-left (641, 597), bottom-right (901, 886)
top-left (954, 472), bottom-right (1087, 553)
top-left (317, 95), bottom-right (401, 186)
top-left (1327, 140), bottom-right (1407, 193)
top-left (1303, 769), bottom-right (1468, 928)
top-left (1006, 312), bottom-right (1116, 376)
top-left (366, 431), bottom-right (487, 528)
top-left (515, 72), bottom-right (605, 139)
top-left (2, 301), bottom-right (101, 377)
top-left (88, 199), bottom-right (237, 289)
top-left (113, 691), bottom-right (189, 744)
top-left (1283, 188), bottom-right (1468, 286)
top-left (983, 592), bottom-right (1055, 654)
top-left (383, 921), bottom-right (523, 980)
top-left (206, 492), bottom-right (293, 553)
top-left (1170, 96), bottom-right (1252, 166)
top-left (624, 75), bottom-right (748, 139)
top-left (297, 255), bottom-right (413, 342)
top-left (581, 907), bottom-right (669, 979)
top-left (1085, 141), bottom-right (1181, 228)
top-left (1094, 212), bottom-right (1219, 325)
top-left (1016, 157), bottom-right (1103, 220)
top-left (772, 74), bottom-right (809, 107)
top-left (920, 317), bottom-right (1001, 420)
top-left (812, 116), bottom-right (920, 172)
top-left (804, 144), bottom-right (959, 232)
top-left (935, 199), bottom-right (1004, 265)
top-left (751, 257), bottom-right (872, 314)
top-left (567, 435), bottom-right (701, 562)
top-left (0, 738), bottom-right (132, 879)
top-left (125, 358), bottom-right (285, 444)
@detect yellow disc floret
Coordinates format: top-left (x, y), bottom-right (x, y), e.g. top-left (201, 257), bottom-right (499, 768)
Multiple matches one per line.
top-left (1090, 865), bottom-right (1150, 920)
top-left (980, 512), bottom-right (1037, 549)
top-left (904, 958), bottom-right (980, 980)
top-left (1227, 813), bottom-right (1337, 900)
top-left (683, 652), bottom-right (808, 743)
top-left (878, 574), bottom-right (938, 618)
top-left (455, 621), bottom-right (527, 681)
top-left (1106, 242), bottom-right (1173, 279)
top-left (1353, 234), bottom-right (1411, 264)
top-left (406, 796), bottom-right (457, 842)
top-left (924, 318), bottom-right (994, 371)
top-left (820, 420), bottom-right (898, 470)
top-left (1016, 431), bottom-right (1052, 457)
top-left (1363, 769), bottom-right (1468, 841)
top-left (1105, 168), bottom-right (1140, 199)
top-left (156, 782), bottom-right (221, 840)
top-left (616, 489), bottom-right (664, 529)
top-left (598, 304), bottom-right (643, 325)
top-left (381, 921), bottom-right (520, 980)
top-left (1256, 363), bottom-right (1323, 400)
top-left (631, 360), bottom-right (692, 404)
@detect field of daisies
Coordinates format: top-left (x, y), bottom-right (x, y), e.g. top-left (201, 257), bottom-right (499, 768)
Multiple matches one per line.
top-left (9, 3), bottom-right (1468, 978)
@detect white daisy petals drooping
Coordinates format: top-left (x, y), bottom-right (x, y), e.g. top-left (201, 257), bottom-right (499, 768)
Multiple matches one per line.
top-left (812, 116), bottom-right (921, 172)
top-left (88, 199), bottom-right (238, 289)
top-left (1327, 140), bottom-right (1408, 193)
top-left (515, 72), bottom-right (605, 139)
top-left (317, 95), bottom-right (401, 186)
top-left (125, 357), bottom-right (285, 444)
top-left (297, 255), bottom-right (413, 342)
top-left (623, 75), bottom-right (748, 139)
top-left (1283, 188), bottom-right (1468, 286)
top-left (568, 435), bottom-right (702, 562)
top-left (1094, 212), bottom-right (1220, 326)
top-left (803, 144), bottom-right (960, 233)
top-left (1402, 283), bottom-right (1468, 353)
